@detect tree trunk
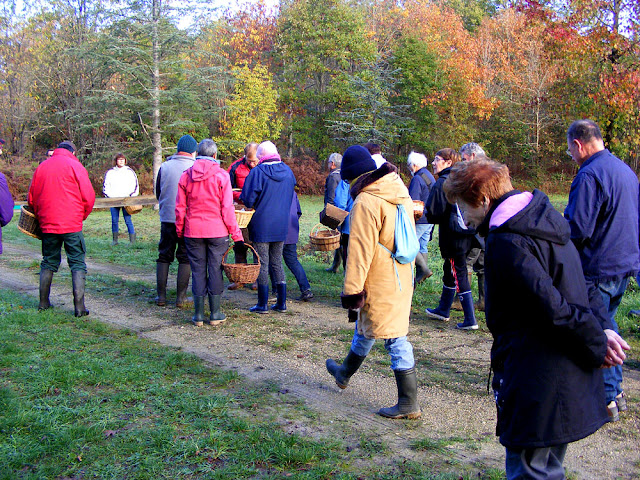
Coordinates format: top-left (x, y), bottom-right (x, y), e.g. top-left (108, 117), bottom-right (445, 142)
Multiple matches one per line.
top-left (151, 0), bottom-right (162, 195)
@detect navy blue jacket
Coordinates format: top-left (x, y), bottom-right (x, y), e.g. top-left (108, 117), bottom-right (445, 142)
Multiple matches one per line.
top-left (408, 167), bottom-right (435, 225)
top-left (285, 191), bottom-right (302, 245)
top-left (240, 161), bottom-right (296, 243)
top-left (482, 189), bottom-right (609, 449)
top-left (564, 149), bottom-right (639, 282)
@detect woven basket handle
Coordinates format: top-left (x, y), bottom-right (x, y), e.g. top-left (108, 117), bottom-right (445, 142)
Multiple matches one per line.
top-left (310, 223), bottom-right (333, 236)
top-left (222, 242), bottom-right (261, 265)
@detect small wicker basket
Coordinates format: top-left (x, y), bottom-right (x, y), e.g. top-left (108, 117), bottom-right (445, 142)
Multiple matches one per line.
top-left (124, 204), bottom-right (143, 215)
top-left (222, 244), bottom-right (261, 284)
top-left (17, 205), bottom-right (42, 239)
top-left (412, 200), bottom-right (424, 221)
top-left (234, 207), bottom-right (255, 229)
top-left (309, 223), bottom-right (340, 251)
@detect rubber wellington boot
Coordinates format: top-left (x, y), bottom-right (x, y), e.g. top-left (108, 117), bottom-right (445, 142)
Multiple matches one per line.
top-left (325, 249), bottom-right (342, 273)
top-left (111, 232), bottom-right (119, 246)
top-left (271, 282), bottom-right (287, 312)
top-left (378, 367), bottom-right (421, 419)
top-left (456, 291), bottom-right (478, 330)
top-left (207, 294), bottom-right (226, 325)
top-left (326, 349), bottom-right (366, 389)
top-left (71, 270), bottom-right (89, 317)
top-left (414, 252), bottom-right (432, 286)
top-left (155, 262), bottom-right (169, 306)
top-left (250, 284), bottom-right (269, 314)
top-left (38, 269), bottom-right (54, 311)
top-left (176, 263), bottom-right (192, 308)
top-left (129, 233), bottom-right (136, 244)
top-left (425, 286), bottom-right (456, 321)
top-left (475, 274), bottom-right (485, 312)
top-left (192, 296), bottom-right (205, 326)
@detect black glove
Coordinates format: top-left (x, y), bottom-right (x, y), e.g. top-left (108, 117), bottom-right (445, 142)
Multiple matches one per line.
top-left (234, 240), bottom-right (245, 249)
top-left (348, 309), bottom-right (358, 323)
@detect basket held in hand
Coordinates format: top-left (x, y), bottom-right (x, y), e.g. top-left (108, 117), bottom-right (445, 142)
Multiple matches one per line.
top-left (18, 205), bottom-right (42, 239)
top-left (222, 243), bottom-right (261, 284)
top-left (309, 223), bottom-right (340, 251)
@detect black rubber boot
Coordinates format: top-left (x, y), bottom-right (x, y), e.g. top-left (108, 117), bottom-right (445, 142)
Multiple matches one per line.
top-left (111, 232), bottom-right (119, 246)
top-left (377, 367), bottom-right (421, 419)
top-left (476, 274), bottom-right (485, 312)
top-left (38, 269), bottom-right (54, 311)
top-left (176, 263), bottom-right (191, 308)
top-left (326, 349), bottom-right (366, 389)
top-left (192, 296), bottom-right (205, 326)
top-left (271, 282), bottom-right (287, 312)
top-left (326, 249), bottom-right (342, 273)
top-left (155, 262), bottom-right (169, 306)
top-left (250, 284), bottom-right (269, 314)
top-left (207, 294), bottom-right (226, 324)
top-left (129, 233), bottom-right (136, 244)
top-left (71, 270), bottom-right (89, 317)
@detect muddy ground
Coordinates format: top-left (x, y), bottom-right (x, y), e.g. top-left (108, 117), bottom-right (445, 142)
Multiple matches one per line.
top-left (1, 244), bottom-right (638, 479)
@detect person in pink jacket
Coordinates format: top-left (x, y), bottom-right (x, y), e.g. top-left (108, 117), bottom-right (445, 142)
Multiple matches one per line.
top-left (175, 139), bottom-right (243, 326)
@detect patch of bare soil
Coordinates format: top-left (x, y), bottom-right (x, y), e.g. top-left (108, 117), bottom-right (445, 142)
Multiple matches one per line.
top-left (1, 244), bottom-right (639, 479)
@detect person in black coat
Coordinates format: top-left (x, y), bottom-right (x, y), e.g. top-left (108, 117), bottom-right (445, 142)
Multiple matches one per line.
top-left (443, 158), bottom-right (629, 480)
top-left (424, 148), bottom-right (477, 329)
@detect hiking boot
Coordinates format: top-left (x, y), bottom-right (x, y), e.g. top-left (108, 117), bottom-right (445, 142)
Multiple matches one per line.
top-left (607, 400), bottom-right (619, 422)
top-left (250, 284), bottom-right (269, 314)
top-left (207, 294), bottom-right (226, 325)
top-left (297, 289), bottom-right (314, 302)
top-left (111, 232), bottom-right (119, 246)
top-left (326, 350), bottom-right (366, 389)
top-left (176, 263), bottom-right (191, 308)
top-left (38, 269), bottom-right (54, 311)
top-left (155, 262), bottom-right (169, 306)
top-left (377, 367), bottom-right (421, 420)
top-left (271, 282), bottom-right (287, 312)
top-left (71, 270), bottom-right (89, 317)
top-left (456, 291), bottom-right (478, 330)
top-left (425, 286), bottom-right (456, 321)
top-left (192, 296), bottom-right (205, 327)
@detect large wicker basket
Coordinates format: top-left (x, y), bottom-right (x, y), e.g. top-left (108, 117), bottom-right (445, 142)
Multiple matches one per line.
top-left (319, 203), bottom-right (349, 229)
top-left (222, 244), bottom-right (261, 284)
top-left (17, 205), bottom-right (42, 239)
top-left (309, 223), bottom-right (340, 251)
top-left (234, 207), bottom-right (255, 229)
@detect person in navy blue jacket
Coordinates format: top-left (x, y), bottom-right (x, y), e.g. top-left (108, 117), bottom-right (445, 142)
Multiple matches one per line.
top-left (407, 151), bottom-right (435, 285)
top-left (564, 119), bottom-right (639, 422)
top-left (444, 158), bottom-right (629, 480)
top-left (240, 141), bottom-right (296, 314)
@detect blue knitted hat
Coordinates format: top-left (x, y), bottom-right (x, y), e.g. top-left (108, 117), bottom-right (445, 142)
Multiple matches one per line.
top-left (341, 145), bottom-right (377, 182)
top-left (176, 135), bottom-right (197, 154)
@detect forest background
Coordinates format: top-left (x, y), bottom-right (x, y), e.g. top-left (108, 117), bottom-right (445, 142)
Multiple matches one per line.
top-left (0, 0), bottom-right (639, 198)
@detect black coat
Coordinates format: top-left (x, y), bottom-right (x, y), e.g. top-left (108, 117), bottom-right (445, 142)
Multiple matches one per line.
top-left (481, 189), bottom-right (610, 449)
top-left (425, 167), bottom-right (474, 258)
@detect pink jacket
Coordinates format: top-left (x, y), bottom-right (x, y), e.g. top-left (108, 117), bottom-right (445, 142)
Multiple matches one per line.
top-left (175, 158), bottom-right (243, 241)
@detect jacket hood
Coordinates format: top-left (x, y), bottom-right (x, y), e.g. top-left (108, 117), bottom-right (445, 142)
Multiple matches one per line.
top-left (256, 161), bottom-right (291, 182)
top-left (488, 189), bottom-right (570, 245)
top-left (188, 158), bottom-right (220, 182)
top-left (351, 163), bottom-right (409, 205)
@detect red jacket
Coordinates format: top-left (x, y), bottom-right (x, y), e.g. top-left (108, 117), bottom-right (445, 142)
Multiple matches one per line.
top-left (175, 158), bottom-right (243, 241)
top-left (228, 157), bottom-right (252, 201)
top-left (28, 148), bottom-right (95, 234)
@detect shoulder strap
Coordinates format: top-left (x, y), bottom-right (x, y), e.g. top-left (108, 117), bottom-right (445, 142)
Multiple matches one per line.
top-left (419, 172), bottom-right (432, 187)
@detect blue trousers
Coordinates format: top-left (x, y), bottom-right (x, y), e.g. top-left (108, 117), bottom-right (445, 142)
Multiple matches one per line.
top-left (505, 444), bottom-right (567, 480)
top-left (415, 223), bottom-right (433, 254)
top-left (349, 322), bottom-right (414, 371)
top-left (110, 207), bottom-right (135, 234)
top-left (270, 243), bottom-right (311, 293)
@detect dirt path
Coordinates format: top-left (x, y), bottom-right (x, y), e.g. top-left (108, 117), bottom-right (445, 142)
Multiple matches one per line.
top-left (2, 244), bottom-right (639, 479)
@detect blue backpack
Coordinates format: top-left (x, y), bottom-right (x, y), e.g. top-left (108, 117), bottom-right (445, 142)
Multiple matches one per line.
top-left (379, 203), bottom-right (420, 290)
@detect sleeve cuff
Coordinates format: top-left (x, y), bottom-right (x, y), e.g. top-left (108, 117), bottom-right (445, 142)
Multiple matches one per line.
top-left (341, 290), bottom-right (365, 310)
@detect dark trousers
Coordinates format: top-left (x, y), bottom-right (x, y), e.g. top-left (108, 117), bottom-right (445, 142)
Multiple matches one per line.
top-left (442, 253), bottom-right (471, 293)
top-left (157, 222), bottom-right (189, 264)
top-left (41, 232), bottom-right (87, 273)
top-left (254, 241), bottom-right (284, 286)
top-left (185, 237), bottom-right (229, 296)
top-left (110, 207), bottom-right (135, 234)
top-left (270, 243), bottom-right (310, 293)
top-left (340, 233), bottom-right (349, 270)
top-left (505, 444), bottom-right (567, 480)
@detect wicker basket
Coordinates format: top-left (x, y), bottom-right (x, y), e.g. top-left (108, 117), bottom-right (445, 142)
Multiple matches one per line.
top-left (234, 207), bottom-right (255, 229)
top-left (222, 244), bottom-right (261, 284)
top-left (17, 205), bottom-right (42, 239)
top-left (124, 204), bottom-right (143, 215)
top-left (412, 200), bottom-right (424, 221)
top-left (319, 203), bottom-right (349, 229)
top-left (309, 223), bottom-right (340, 251)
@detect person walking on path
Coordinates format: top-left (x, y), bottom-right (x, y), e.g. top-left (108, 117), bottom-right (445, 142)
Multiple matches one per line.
top-left (227, 142), bottom-right (259, 290)
top-left (28, 141), bottom-right (96, 317)
top-left (175, 139), bottom-right (243, 327)
top-left (324, 152), bottom-right (343, 273)
top-left (103, 152), bottom-right (139, 245)
top-left (424, 148), bottom-right (477, 330)
top-left (407, 151), bottom-right (435, 286)
top-left (564, 119), bottom-right (639, 422)
top-left (154, 135), bottom-right (196, 308)
top-left (444, 158), bottom-right (629, 480)
top-left (0, 171), bottom-right (14, 254)
top-left (240, 141), bottom-right (296, 314)
top-left (326, 145), bottom-right (421, 420)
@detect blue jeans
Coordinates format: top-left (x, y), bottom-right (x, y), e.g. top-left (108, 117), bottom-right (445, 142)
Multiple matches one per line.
top-left (591, 277), bottom-right (629, 403)
top-left (279, 243), bottom-right (311, 293)
top-left (350, 323), bottom-right (414, 371)
top-left (506, 445), bottom-right (567, 480)
top-left (415, 223), bottom-right (433, 254)
top-left (110, 207), bottom-right (134, 234)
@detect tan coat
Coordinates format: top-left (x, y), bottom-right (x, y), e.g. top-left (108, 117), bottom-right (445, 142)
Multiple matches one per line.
top-left (343, 166), bottom-right (415, 339)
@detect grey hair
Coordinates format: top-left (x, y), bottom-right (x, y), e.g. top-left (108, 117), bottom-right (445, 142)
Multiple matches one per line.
top-left (197, 139), bottom-right (218, 158)
top-left (459, 142), bottom-right (486, 158)
top-left (407, 151), bottom-right (428, 169)
top-left (328, 153), bottom-right (342, 168)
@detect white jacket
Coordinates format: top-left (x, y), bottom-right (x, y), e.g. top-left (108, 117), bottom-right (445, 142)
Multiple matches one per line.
top-left (103, 166), bottom-right (139, 198)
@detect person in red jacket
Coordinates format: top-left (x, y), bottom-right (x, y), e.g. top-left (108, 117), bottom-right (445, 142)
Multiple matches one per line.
top-left (28, 141), bottom-right (96, 317)
top-left (227, 142), bottom-right (259, 290)
top-left (176, 139), bottom-right (244, 326)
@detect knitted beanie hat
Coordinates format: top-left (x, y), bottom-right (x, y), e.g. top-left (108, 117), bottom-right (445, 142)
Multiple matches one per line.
top-left (176, 135), bottom-right (198, 154)
top-left (340, 145), bottom-right (377, 182)
top-left (58, 140), bottom-right (77, 153)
